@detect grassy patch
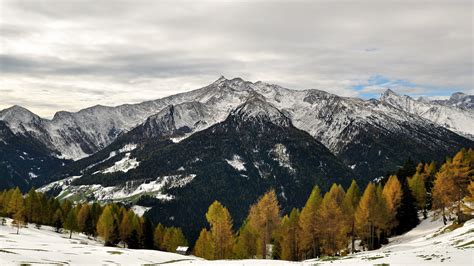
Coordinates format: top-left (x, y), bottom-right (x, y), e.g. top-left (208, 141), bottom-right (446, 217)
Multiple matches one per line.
top-left (0, 249), bottom-right (17, 254)
top-left (364, 255), bottom-right (385, 261)
top-left (107, 250), bottom-right (123, 255)
top-left (157, 259), bottom-right (195, 264)
top-left (456, 240), bottom-right (474, 249)
top-left (441, 223), bottom-right (463, 234)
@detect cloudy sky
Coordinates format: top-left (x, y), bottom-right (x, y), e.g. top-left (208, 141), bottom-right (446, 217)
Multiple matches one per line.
top-left (1, 0), bottom-right (472, 118)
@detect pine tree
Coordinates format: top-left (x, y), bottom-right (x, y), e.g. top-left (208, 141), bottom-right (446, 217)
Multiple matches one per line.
top-left (233, 220), bottom-right (258, 259)
top-left (394, 177), bottom-right (419, 234)
top-left (298, 186), bottom-right (323, 259)
top-left (154, 223), bottom-right (166, 250)
top-left (465, 181), bottom-right (474, 209)
top-left (279, 208), bottom-right (301, 261)
top-left (343, 180), bottom-right (361, 253)
top-left (64, 209), bottom-right (78, 239)
top-left (248, 189), bottom-right (281, 259)
top-left (424, 161), bottom-right (437, 210)
top-left (24, 188), bottom-right (39, 224)
top-left (317, 184), bottom-right (348, 255)
top-left (119, 210), bottom-right (134, 248)
top-left (97, 205), bottom-right (119, 246)
top-left (194, 228), bottom-right (213, 259)
top-left (374, 184), bottom-right (390, 244)
top-left (382, 175), bottom-right (402, 232)
top-left (53, 208), bottom-right (63, 233)
top-left (90, 202), bottom-right (103, 236)
top-left (205, 201), bottom-right (234, 259)
top-left (162, 227), bottom-right (188, 252)
top-left (355, 183), bottom-right (379, 250)
top-left (140, 216), bottom-right (155, 249)
top-left (451, 149), bottom-right (473, 222)
top-left (408, 171), bottom-right (427, 218)
top-left (77, 204), bottom-right (94, 236)
top-left (432, 161), bottom-right (458, 224)
top-left (8, 188), bottom-right (25, 234)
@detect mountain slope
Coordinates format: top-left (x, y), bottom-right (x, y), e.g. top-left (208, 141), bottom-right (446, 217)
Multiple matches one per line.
top-left (2, 77), bottom-right (474, 189)
top-left (0, 121), bottom-right (68, 191)
top-left (1, 214), bottom-right (472, 265)
top-left (40, 97), bottom-right (355, 242)
top-left (380, 89), bottom-right (474, 139)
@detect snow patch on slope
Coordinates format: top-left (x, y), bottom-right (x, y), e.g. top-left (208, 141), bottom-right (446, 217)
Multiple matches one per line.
top-left (40, 174), bottom-right (197, 203)
top-left (270, 143), bottom-right (295, 173)
top-left (101, 153), bottom-right (139, 173)
top-left (225, 154), bottom-right (246, 171)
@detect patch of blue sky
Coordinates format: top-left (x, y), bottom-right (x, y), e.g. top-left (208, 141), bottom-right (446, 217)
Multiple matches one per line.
top-left (352, 74), bottom-right (462, 99)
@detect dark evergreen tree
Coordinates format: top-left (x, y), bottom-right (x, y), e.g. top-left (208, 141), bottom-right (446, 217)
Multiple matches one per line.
top-left (141, 217), bottom-right (155, 249)
top-left (394, 177), bottom-right (419, 234)
top-left (128, 229), bottom-right (140, 249)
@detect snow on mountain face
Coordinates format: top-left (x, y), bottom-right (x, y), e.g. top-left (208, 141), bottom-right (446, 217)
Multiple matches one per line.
top-left (1, 76), bottom-right (473, 161)
top-left (229, 96), bottom-right (292, 127)
top-left (380, 89), bottom-right (474, 139)
top-left (432, 92), bottom-right (474, 109)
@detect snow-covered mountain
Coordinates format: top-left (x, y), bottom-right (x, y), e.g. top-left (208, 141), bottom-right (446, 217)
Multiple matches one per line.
top-left (380, 89), bottom-right (474, 139)
top-left (1, 76), bottom-right (473, 191)
top-left (2, 76), bottom-right (473, 160)
top-left (40, 96), bottom-right (357, 242)
top-left (431, 92), bottom-right (473, 110)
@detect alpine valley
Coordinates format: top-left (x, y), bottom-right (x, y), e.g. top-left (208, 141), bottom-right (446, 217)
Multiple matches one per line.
top-left (1, 77), bottom-right (473, 241)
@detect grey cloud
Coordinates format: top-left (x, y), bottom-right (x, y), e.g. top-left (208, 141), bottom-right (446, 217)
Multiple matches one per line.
top-left (0, 0), bottom-right (472, 117)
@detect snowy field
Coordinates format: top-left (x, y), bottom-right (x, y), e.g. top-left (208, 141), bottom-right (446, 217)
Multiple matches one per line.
top-left (0, 215), bottom-right (473, 265)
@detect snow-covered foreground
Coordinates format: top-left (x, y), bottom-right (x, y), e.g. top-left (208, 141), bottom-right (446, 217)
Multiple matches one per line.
top-left (0, 218), bottom-right (197, 265)
top-left (0, 215), bottom-right (473, 265)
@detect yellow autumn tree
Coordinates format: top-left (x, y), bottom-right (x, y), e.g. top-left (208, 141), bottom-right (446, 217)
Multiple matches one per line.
top-left (355, 183), bottom-right (389, 250)
top-left (8, 188), bottom-right (25, 234)
top-left (298, 186), bottom-right (323, 259)
top-left (154, 223), bottom-right (166, 250)
top-left (408, 171), bottom-right (427, 218)
top-left (382, 175), bottom-right (402, 231)
top-left (279, 208), bottom-right (301, 261)
top-left (317, 184), bottom-right (348, 256)
top-left (205, 201), bottom-right (234, 259)
top-left (233, 219), bottom-right (258, 259)
top-left (343, 180), bottom-right (361, 253)
top-left (194, 228), bottom-right (213, 259)
top-left (248, 189), bottom-right (281, 259)
top-left (96, 205), bottom-right (119, 246)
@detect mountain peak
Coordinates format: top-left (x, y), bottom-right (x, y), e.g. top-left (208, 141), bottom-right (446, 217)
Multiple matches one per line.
top-left (381, 88), bottom-right (398, 99)
top-left (229, 95), bottom-right (291, 127)
top-left (0, 105), bottom-right (39, 121)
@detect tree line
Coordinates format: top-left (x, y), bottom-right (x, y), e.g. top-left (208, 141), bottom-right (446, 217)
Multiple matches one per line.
top-left (0, 148), bottom-right (472, 261)
top-left (0, 189), bottom-right (188, 252)
top-left (193, 148), bottom-right (473, 260)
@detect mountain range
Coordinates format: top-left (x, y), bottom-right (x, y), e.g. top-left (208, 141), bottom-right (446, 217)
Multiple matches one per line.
top-left (1, 76), bottom-right (473, 240)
